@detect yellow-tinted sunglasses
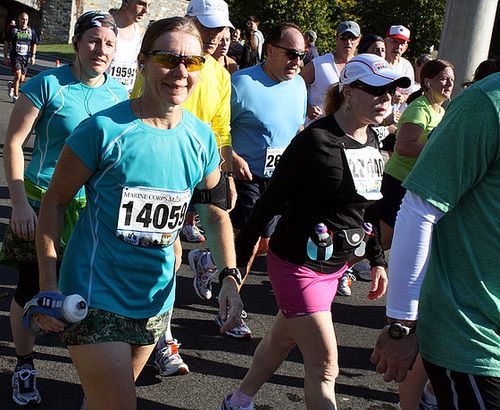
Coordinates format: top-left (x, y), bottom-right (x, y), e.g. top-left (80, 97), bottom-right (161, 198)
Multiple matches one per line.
top-left (146, 50), bottom-right (205, 72)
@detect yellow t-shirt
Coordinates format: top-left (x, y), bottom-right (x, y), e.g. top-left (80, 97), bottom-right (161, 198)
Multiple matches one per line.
top-left (130, 55), bottom-right (231, 149)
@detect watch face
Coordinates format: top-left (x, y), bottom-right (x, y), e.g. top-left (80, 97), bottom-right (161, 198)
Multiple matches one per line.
top-left (388, 324), bottom-right (403, 339)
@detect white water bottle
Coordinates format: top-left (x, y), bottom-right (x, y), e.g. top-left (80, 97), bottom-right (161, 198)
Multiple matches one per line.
top-left (307, 223), bottom-right (334, 261)
top-left (25, 293), bottom-right (88, 337)
top-left (61, 294), bottom-right (88, 323)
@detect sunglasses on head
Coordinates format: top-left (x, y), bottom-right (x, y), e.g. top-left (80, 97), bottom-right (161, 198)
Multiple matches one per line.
top-left (145, 50), bottom-right (205, 72)
top-left (271, 44), bottom-right (307, 61)
top-left (338, 34), bottom-right (358, 41)
top-left (349, 81), bottom-right (399, 97)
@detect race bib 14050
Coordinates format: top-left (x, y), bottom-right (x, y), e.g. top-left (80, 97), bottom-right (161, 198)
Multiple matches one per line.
top-left (116, 186), bottom-right (190, 247)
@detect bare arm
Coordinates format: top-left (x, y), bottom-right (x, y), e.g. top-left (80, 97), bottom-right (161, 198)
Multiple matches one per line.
top-left (174, 236), bottom-right (182, 272)
top-left (220, 145), bottom-right (237, 210)
top-left (30, 43), bottom-right (37, 65)
top-left (300, 62), bottom-right (324, 120)
top-left (232, 149), bottom-right (252, 181)
top-left (37, 145), bottom-right (93, 292)
top-left (35, 145), bottom-right (93, 332)
top-left (195, 168), bottom-right (243, 332)
top-left (394, 123), bottom-right (426, 157)
top-left (299, 60), bottom-right (315, 85)
top-left (4, 94), bottom-right (42, 241)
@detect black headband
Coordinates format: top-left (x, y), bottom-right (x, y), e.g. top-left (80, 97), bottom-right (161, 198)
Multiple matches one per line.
top-left (74, 10), bottom-right (118, 38)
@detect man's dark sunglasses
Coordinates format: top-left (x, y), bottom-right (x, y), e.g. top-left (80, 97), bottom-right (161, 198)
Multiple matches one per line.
top-left (349, 80), bottom-right (399, 97)
top-left (338, 34), bottom-right (358, 41)
top-left (271, 44), bottom-right (307, 61)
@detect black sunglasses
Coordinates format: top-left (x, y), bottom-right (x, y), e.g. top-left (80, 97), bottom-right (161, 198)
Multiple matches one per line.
top-left (338, 34), bottom-right (358, 41)
top-left (271, 44), bottom-right (307, 61)
top-left (349, 81), bottom-right (399, 97)
top-left (145, 50), bottom-right (205, 72)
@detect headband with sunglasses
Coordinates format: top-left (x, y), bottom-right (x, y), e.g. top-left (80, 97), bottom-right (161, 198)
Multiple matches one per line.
top-left (271, 44), bottom-right (307, 61)
top-left (348, 80), bottom-right (399, 97)
top-left (145, 51), bottom-right (206, 72)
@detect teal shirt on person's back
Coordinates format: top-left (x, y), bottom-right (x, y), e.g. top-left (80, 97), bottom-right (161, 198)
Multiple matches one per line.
top-left (59, 103), bottom-right (220, 318)
top-left (404, 73), bottom-right (500, 377)
top-left (21, 64), bottom-right (127, 196)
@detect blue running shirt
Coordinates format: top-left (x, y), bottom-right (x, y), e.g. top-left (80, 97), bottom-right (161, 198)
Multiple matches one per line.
top-left (22, 65), bottom-right (127, 194)
top-left (60, 102), bottom-right (219, 318)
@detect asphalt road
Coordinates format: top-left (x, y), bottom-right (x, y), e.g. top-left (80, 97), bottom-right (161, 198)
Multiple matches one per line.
top-left (0, 63), bottom-right (399, 409)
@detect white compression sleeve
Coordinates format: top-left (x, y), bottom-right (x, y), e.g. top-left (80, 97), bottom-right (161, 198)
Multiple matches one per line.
top-left (386, 191), bottom-right (445, 320)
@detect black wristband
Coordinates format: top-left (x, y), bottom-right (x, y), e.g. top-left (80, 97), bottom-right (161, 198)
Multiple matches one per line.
top-left (224, 171), bottom-right (236, 179)
top-left (219, 267), bottom-right (242, 286)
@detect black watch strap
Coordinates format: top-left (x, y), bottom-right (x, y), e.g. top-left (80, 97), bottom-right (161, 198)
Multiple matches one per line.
top-left (219, 267), bottom-right (242, 286)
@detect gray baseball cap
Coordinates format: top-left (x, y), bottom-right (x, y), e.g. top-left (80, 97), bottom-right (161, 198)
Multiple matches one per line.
top-left (336, 21), bottom-right (361, 38)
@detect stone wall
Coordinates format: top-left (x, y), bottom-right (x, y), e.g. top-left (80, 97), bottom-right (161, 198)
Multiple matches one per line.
top-left (14, 0), bottom-right (41, 11)
top-left (39, 0), bottom-right (74, 44)
top-left (40, 0), bottom-right (189, 44)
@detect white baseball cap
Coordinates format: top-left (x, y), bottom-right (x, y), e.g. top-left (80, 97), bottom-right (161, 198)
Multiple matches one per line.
top-left (186, 0), bottom-right (234, 29)
top-left (339, 54), bottom-right (411, 90)
top-left (385, 25), bottom-right (411, 42)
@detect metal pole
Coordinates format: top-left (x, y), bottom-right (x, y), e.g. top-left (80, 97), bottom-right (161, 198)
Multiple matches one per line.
top-left (438, 0), bottom-right (498, 96)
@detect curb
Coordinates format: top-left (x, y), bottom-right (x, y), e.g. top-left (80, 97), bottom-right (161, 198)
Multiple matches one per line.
top-left (28, 53), bottom-right (73, 75)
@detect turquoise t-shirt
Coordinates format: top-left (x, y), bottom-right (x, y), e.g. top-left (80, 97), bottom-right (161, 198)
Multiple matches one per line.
top-left (230, 64), bottom-right (307, 178)
top-left (59, 102), bottom-right (220, 318)
top-left (21, 65), bottom-right (128, 194)
top-left (384, 95), bottom-right (444, 182)
top-left (404, 73), bottom-right (500, 377)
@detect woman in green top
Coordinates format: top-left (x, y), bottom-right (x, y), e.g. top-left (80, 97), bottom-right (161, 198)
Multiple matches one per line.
top-left (378, 59), bottom-right (454, 250)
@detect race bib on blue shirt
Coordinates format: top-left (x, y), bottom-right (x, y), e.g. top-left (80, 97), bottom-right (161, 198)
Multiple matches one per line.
top-left (116, 186), bottom-right (190, 247)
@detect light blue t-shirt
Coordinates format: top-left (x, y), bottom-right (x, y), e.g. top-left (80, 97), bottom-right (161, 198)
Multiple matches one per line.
top-left (230, 64), bottom-right (307, 178)
top-left (59, 102), bottom-right (220, 318)
top-left (21, 65), bottom-right (128, 195)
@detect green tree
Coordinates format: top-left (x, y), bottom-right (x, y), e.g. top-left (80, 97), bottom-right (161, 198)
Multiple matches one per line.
top-left (354, 0), bottom-right (447, 62)
top-left (227, 0), bottom-right (447, 62)
top-left (226, 0), bottom-right (340, 55)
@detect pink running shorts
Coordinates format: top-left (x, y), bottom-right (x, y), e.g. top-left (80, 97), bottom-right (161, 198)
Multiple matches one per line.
top-left (266, 248), bottom-right (347, 318)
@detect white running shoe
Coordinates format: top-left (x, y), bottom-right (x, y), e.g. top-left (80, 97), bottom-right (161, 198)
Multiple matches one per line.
top-left (154, 339), bottom-right (189, 376)
top-left (180, 222), bottom-right (205, 242)
top-left (12, 363), bottom-right (41, 406)
top-left (189, 249), bottom-right (217, 300)
top-left (219, 393), bottom-right (253, 410)
top-left (13, 95), bottom-right (19, 103)
top-left (8, 81), bottom-right (14, 98)
top-left (215, 310), bottom-right (252, 339)
top-left (336, 269), bottom-right (356, 296)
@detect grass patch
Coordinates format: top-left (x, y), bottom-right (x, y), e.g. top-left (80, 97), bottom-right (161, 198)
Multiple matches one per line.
top-left (37, 44), bottom-right (75, 60)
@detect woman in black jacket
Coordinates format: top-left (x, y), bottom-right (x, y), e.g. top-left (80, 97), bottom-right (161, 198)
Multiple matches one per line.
top-left (220, 54), bottom-right (410, 410)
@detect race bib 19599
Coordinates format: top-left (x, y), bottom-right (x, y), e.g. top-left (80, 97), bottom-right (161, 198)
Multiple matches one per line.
top-left (109, 61), bottom-right (137, 86)
top-left (116, 186), bottom-right (191, 247)
top-left (344, 146), bottom-right (384, 200)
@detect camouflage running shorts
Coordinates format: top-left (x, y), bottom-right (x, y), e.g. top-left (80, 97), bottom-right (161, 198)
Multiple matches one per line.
top-left (63, 307), bottom-right (171, 346)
